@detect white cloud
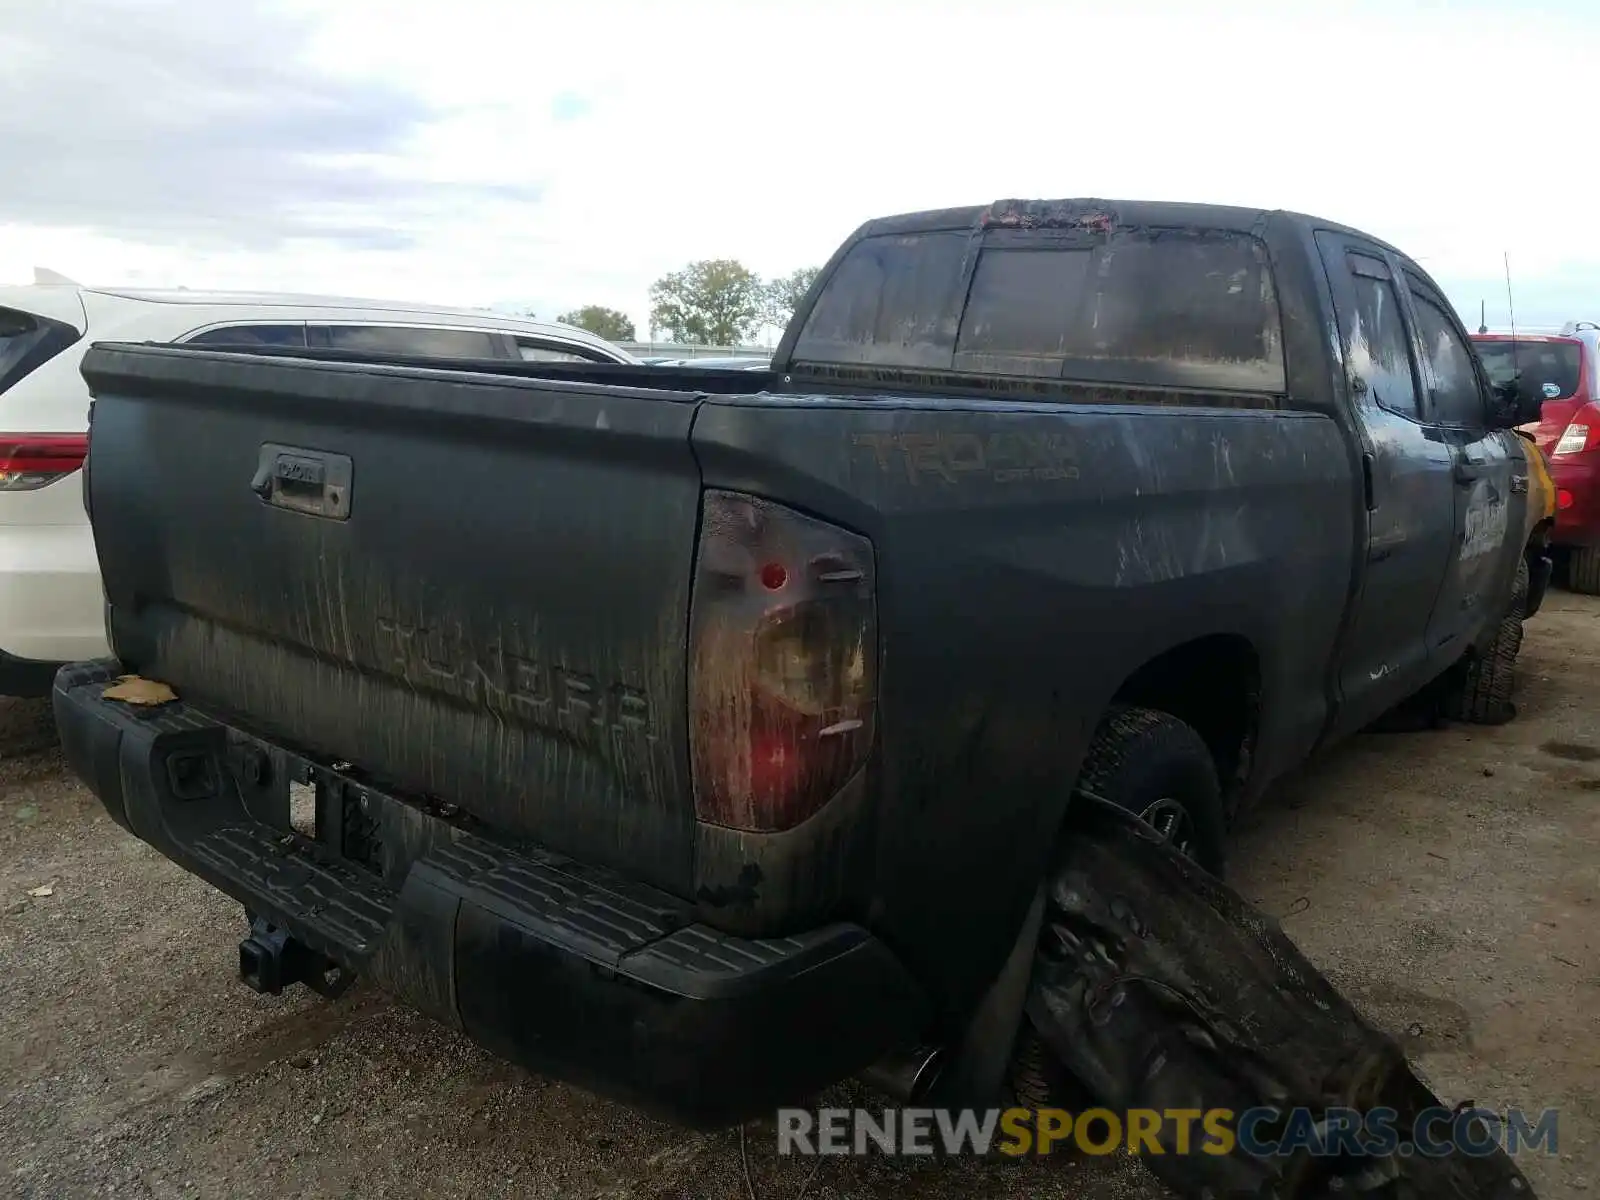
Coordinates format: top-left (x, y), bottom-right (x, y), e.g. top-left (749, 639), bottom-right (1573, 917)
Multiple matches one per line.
top-left (3, 0), bottom-right (1599, 334)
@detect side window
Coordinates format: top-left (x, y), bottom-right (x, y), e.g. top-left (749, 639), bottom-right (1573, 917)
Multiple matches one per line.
top-left (1342, 254), bottom-right (1420, 420)
top-left (1409, 290), bottom-right (1484, 428)
top-left (187, 323), bottom-right (306, 347)
top-left (514, 337), bottom-right (606, 364)
top-left (323, 325), bottom-right (499, 360)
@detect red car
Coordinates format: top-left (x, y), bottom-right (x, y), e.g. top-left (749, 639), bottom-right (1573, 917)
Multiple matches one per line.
top-left (1472, 326), bottom-right (1600, 592)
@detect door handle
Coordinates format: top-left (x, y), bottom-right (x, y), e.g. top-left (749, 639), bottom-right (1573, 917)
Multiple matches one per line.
top-left (1453, 459), bottom-right (1488, 486)
top-left (251, 443), bottom-right (353, 520)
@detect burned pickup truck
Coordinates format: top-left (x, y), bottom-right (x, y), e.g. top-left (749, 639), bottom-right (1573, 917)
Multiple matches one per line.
top-left (57, 201), bottom-right (1548, 1164)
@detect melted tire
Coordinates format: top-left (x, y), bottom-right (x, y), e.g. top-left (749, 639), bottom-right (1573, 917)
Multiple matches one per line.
top-left (1008, 705), bottom-right (1225, 1112)
top-left (1018, 801), bottom-right (1539, 1198)
top-left (1441, 559), bottom-right (1528, 726)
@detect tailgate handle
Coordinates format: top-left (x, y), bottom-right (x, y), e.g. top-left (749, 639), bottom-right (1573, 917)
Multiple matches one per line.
top-left (250, 444), bottom-right (352, 520)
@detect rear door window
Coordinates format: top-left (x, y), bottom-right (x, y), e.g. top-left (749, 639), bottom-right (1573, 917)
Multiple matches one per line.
top-left (321, 325), bottom-right (501, 360)
top-left (186, 323), bottom-right (307, 348)
top-left (1341, 254), bottom-right (1421, 421)
top-left (1409, 289), bottom-right (1485, 428)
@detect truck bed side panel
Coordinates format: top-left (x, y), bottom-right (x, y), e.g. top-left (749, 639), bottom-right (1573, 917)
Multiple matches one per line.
top-left (84, 346), bottom-right (703, 895)
top-left (691, 394), bottom-right (1354, 1013)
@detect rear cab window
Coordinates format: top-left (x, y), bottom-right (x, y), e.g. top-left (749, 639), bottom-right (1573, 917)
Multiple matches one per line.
top-left (794, 232), bottom-right (969, 370)
top-left (0, 306), bottom-right (82, 396)
top-left (792, 224), bottom-right (1285, 393)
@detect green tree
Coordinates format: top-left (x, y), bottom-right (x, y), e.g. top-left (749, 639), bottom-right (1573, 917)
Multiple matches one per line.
top-left (648, 260), bottom-right (765, 345)
top-left (557, 305), bottom-right (636, 342)
top-left (763, 266), bottom-right (821, 334)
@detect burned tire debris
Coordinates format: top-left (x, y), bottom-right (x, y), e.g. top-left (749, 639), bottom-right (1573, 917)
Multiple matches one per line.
top-left (1021, 798), bottom-right (1538, 1199)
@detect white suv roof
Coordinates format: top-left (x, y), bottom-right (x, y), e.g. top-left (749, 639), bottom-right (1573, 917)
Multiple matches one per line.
top-left (0, 283), bottom-right (636, 364)
top-left (0, 282), bottom-right (646, 672)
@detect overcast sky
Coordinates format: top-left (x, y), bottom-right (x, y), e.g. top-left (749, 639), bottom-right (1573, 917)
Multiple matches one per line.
top-left (2, 0), bottom-right (1596, 339)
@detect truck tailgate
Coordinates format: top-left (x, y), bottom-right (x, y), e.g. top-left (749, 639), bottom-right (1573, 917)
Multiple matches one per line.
top-left (81, 345), bottom-right (703, 895)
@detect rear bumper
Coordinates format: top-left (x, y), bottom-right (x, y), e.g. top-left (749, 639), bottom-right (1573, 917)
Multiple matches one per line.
top-left (53, 660), bottom-right (926, 1127)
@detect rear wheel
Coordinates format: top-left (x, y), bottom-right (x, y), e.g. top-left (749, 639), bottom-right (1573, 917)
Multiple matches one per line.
top-left (1440, 557), bottom-right (1528, 725)
top-left (1008, 705), bottom-right (1224, 1108)
top-left (1570, 546), bottom-right (1600, 595)
top-left (1072, 706), bottom-right (1225, 873)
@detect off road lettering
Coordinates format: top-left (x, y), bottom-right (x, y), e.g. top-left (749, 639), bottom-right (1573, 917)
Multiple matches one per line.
top-left (853, 431), bottom-right (1079, 485)
top-left (1461, 492), bottom-right (1508, 561)
top-left (374, 616), bottom-right (653, 738)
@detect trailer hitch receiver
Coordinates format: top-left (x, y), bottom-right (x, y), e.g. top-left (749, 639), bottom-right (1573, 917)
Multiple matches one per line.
top-left (239, 915), bottom-right (355, 999)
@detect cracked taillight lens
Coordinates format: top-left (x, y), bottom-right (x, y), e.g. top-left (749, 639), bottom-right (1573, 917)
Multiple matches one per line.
top-left (689, 490), bottom-right (876, 832)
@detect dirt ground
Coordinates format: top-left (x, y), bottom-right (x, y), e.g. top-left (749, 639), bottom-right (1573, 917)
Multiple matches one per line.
top-left (2, 596), bottom-right (1597, 1200)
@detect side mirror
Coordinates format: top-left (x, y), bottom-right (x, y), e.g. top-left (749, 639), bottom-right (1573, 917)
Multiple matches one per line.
top-left (1489, 377), bottom-right (1544, 429)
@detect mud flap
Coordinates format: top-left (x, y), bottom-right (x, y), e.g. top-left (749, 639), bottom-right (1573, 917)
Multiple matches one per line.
top-left (1025, 797), bottom-right (1538, 1198)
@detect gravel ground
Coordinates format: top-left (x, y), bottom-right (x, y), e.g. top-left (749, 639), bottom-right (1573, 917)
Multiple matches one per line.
top-left (2, 593), bottom-right (1598, 1199)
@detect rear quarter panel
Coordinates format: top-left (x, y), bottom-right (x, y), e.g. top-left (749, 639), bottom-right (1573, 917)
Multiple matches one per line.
top-left (692, 394), bottom-right (1355, 1015)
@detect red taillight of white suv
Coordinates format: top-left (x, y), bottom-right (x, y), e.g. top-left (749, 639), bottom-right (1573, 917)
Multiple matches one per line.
top-left (0, 434), bottom-right (89, 490)
top-left (688, 490), bottom-right (877, 832)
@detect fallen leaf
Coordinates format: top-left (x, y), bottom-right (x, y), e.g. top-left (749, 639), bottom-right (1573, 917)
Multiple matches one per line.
top-left (102, 675), bottom-right (178, 706)
top-left (13, 804), bottom-right (38, 823)
top-left (27, 884), bottom-right (53, 898)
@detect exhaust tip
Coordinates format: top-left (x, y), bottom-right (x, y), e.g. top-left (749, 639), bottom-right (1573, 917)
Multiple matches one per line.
top-left (859, 1044), bottom-right (945, 1103)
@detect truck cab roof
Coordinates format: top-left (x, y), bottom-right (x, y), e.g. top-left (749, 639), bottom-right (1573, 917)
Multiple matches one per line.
top-left (848, 196), bottom-right (1403, 251)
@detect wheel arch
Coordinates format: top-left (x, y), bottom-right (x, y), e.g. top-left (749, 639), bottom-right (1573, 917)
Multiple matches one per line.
top-left (1108, 632), bottom-right (1262, 817)
top-left (939, 632), bottom-right (1263, 1104)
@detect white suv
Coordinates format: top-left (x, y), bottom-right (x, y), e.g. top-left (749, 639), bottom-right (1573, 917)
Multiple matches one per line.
top-left (0, 284), bottom-right (637, 695)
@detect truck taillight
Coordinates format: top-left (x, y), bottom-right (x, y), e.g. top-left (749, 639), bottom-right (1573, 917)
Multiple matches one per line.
top-left (689, 490), bottom-right (876, 832)
top-left (0, 434), bottom-right (89, 490)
